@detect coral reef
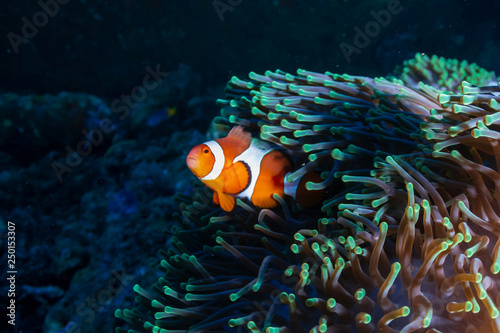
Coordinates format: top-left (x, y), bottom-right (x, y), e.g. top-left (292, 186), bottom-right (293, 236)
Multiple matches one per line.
top-left (115, 55), bottom-right (500, 332)
top-left (0, 92), bottom-right (111, 164)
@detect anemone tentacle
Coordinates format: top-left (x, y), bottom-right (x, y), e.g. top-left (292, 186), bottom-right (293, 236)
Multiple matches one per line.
top-left (116, 54), bottom-right (500, 333)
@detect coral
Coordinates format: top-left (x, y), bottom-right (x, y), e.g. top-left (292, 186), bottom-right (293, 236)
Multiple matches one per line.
top-left (0, 91), bottom-right (112, 164)
top-left (115, 55), bottom-right (500, 332)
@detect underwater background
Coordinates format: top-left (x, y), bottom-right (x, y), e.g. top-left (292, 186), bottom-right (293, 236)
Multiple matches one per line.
top-left (2, 0), bottom-right (500, 332)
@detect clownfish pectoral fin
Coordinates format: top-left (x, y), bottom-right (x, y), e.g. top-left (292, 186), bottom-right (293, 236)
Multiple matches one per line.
top-left (251, 192), bottom-right (280, 209)
top-left (218, 192), bottom-right (236, 212)
top-left (223, 161), bottom-right (250, 194)
top-left (227, 126), bottom-right (252, 147)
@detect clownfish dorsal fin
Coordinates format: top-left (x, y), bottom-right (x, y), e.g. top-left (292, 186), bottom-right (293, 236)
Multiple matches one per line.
top-left (227, 126), bottom-right (252, 147)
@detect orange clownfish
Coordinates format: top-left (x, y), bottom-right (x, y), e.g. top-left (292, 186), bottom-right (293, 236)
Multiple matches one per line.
top-left (186, 126), bottom-right (324, 211)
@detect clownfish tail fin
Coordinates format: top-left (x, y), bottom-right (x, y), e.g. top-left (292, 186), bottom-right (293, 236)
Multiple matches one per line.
top-left (284, 171), bottom-right (325, 208)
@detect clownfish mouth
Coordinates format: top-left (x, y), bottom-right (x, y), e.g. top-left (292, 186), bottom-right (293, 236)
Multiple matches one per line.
top-left (186, 156), bottom-right (198, 170)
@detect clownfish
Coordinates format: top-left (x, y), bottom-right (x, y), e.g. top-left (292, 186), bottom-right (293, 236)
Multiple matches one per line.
top-left (186, 126), bottom-right (324, 212)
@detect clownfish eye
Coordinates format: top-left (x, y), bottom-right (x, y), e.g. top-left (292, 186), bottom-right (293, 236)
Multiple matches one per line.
top-left (203, 149), bottom-right (209, 154)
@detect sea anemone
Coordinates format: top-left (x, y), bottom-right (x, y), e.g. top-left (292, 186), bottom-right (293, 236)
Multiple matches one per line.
top-left (116, 54), bottom-right (500, 332)
top-left (392, 53), bottom-right (498, 93)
